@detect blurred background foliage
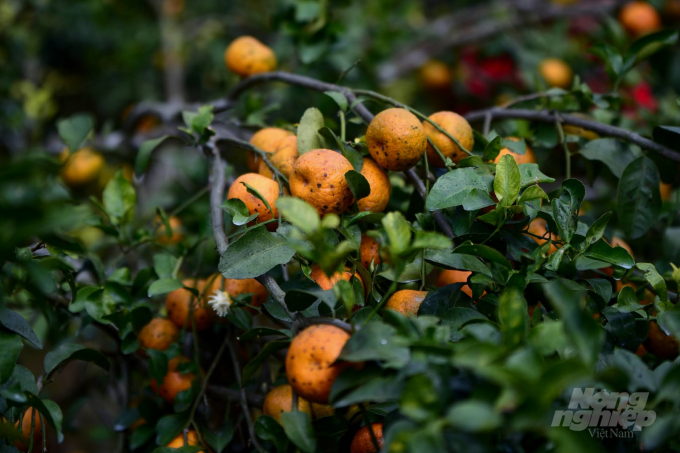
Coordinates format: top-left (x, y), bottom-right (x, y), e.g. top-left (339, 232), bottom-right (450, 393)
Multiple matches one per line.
top-left (1, 0), bottom-right (680, 451)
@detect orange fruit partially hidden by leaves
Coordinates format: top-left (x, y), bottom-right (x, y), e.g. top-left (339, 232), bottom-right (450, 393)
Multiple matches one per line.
top-left (137, 318), bottom-right (179, 351)
top-left (259, 135), bottom-right (299, 179)
top-left (156, 216), bottom-right (184, 245)
top-left (645, 321), bottom-right (679, 360)
top-left (660, 182), bottom-right (674, 201)
top-left (525, 218), bottom-right (559, 255)
top-left (436, 270), bottom-right (475, 298)
top-left (357, 158), bottom-right (390, 212)
top-left (290, 149), bottom-right (355, 216)
top-left (538, 58), bottom-right (573, 89)
top-left (619, 2), bottom-right (661, 36)
top-left (165, 279), bottom-right (213, 330)
top-left (359, 235), bottom-right (381, 269)
top-left (262, 384), bottom-right (334, 424)
top-left (224, 36), bottom-right (277, 77)
top-left (366, 108), bottom-right (427, 171)
top-left (418, 60), bottom-right (453, 90)
top-left (208, 275), bottom-right (269, 308)
top-left (151, 357), bottom-right (196, 403)
top-left (385, 290), bottom-right (428, 316)
top-left (309, 265), bottom-right (363, 291)
top-left (494, 137), bottom-right (536, 165)
top-left (248, 128), bottom-right (293, 171)
top-left (227, 173), bottom-right (281, 230)
top-left (166, 430), bottom-right (208, 451)
top-left (423, 111), bottom-right (474, 167)
top-left (286, 324), bottom-right (355, 404)
top-left (14, 408), bottom-right (42, 452)
top-left (350, 423), bottom-right (384, 453)
top-left (60, 147), bottom-right (105, 187)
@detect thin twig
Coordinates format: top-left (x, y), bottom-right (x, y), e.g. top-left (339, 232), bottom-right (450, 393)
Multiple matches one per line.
top-left (208, 143), bottom-right (229, 255)
top-left (207, 385), bottom-right (265, 406)
top-left (464, 107), bottom-right (680, 164)
top-left (226, 328), bottom-right (267, 453)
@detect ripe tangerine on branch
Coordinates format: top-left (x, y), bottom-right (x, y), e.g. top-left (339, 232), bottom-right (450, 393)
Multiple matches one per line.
top-left (366, 108), bottom-right (427, 171)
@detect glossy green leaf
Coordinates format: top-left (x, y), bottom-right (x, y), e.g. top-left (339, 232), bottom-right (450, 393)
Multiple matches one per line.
top-left (218, 227), bottom-right (296, 279)
top-left (617, 156), bottom-right (661, 239)
top-left (297, 107), bottom-right (325, 154)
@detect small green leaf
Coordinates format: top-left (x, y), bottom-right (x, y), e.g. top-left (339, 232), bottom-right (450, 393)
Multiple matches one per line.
top-left (203, 421), bottom-right (234, 453)
top-left (136, 135), bottom-right (171, 175)
top-left (218, 227), bottom-right (296, 279)
top-left (280, 410), bottom-right (317, 453)
top-left (324, 91), bottom-right (348, 111)
top-left (617, 156), bottom-right (661, 239)
top-left (241, 181), bottom-right (273, 215)
top-left (426, 168), bottom-right (493, 211)
top-left (579, 139), bottom-right (635, 178)
top-left (518, 164), bottom-right (555, 188)
top-left (636, 263), bottom-right (667, 302)
top-left (345, 170), bottom-right (371, 201)
top-left (454, 244), bottom-right (512, 269)
top-left (482, 136), bottom-right (502, 162)
top-left (44, 343), bottom-right (109, 377)
top-left (381, 212), bottom-right (412, 256)
top-left (222, 199), bottom-right (258, 226)
top-left (498, 286), bottom-right (529, 348)
top-left (0, 330), bottom-right (23, 384)
top-left (585, 212), bottom-right (612, 246)
top-left (103, 169), bottom-right (136, 224)
top-left (277, 197), bottom-right (320, 234)
top-left (57, 113), bottom-right (94, 152)
top-left (148, 279), bottom-right (183, 297)
top-left (297, 108), bottom-right (325, 154)
top-left (518, 185), bottom-right (549, 204)
top-left (494, 154), bottom-right (521, 208)
top-left (0, 308), bottom-right (42, 349)
top-left (447, 400), bottom-right (502, 432)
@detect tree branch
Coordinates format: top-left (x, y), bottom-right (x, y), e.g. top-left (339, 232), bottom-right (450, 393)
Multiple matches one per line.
top-left (208, 143), bottom-right (229, 255)
top-left (207, 385), bottom-right (265, 407)
top-left (464, 107), bottom-right (680, 164)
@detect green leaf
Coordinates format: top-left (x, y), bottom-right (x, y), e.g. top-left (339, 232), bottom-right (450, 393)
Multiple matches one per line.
top-left (280, 410), bottom-right (317, 453)
top-left (583, 239), bottom-right (635, 269)
top-left (203, 422), bottom-right (234, 453)
top-left (44, 343), bottom-right (109, 377)
top-left (446, 400), bottom-right (501, 432)
top-left (617, 156), bottom-right (661, 239)
top-left (148, 279), bottom-right (183, 297)
top-left (518, 164), bottom-right (555, 188)
top-left (498, 287), bottom-right (529, 348)
top-left (619, 30), bottom-right (679, 85)
top-left (462, 188), bottom-right (496, 211)
top-left (579, 139), bottom-right (635, 178)
top-left (411, 231), bottom-right (451, 251)
top-left (381, 212), bottom-right (412, 256)
top-left (147, 349), bottom-right (168, 383)
top-left (585, 212), bottom-right (612, 246)
top-left (518, 185), bottom-right (549, 204)
top-left (482, 136), bottom-right (502, 162)
top-left (26, 395), bottom-right (64, 442)
top-left (297, 107), bottom-right (325, 154)
top-left (552, 179), bottom-right (585, 244)
top-left (155, 412), bottom-right (189, 447)
top-left (454, 244), bottom-right (512, 269)
top-left (590, 42), bottom-right (624, 81)
top-left (0, 308), bottom-right (42, 349)
top-left (222, 199), bottom-right (258, 226)
top-left (187, 105), bottom-right (214, 134)
top-left (153, 253), bottom-right (179, 279)
top-left (340, 321), bottom-right (410, 368)
top-left (218, 227), bottom-right (296, 279)
top-left (241, 181), bottom-right (273, 215)
top-left (423, 249), bottom-right (492, 277)
top-left (0, 330), bottom-right (23, 384)
top-left (135, 135), bottom-right (171, 175)
top-left (103, 169), bottom-right (136, 224)
top-left (636, 263), bottom-right (667, 302)
top-left (501, 137), bottom-right (526, 155)
top-left (324, 91), bottom-right (348, 112)
top-left (255, 416), bottom-right (289, 453)
top-left (345, 170), bottom-right (371, 201)
top-left (57, 113), bottom-right (94, 152)
top-left (494, 154), bottom-right (521, 208)
top-left (426, 168), bottom-right (493, 211)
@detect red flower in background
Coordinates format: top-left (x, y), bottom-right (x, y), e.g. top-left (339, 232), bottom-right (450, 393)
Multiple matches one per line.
top-left (478, 54), bottom-right (516, 81)
top-left (631, 81), bottom-right (657, 111)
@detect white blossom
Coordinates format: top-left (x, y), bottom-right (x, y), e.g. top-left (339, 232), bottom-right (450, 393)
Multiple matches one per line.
top-left (208, 290), bottom-right (233, 317)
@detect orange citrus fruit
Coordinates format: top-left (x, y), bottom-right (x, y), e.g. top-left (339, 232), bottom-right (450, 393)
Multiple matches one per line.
top-left (359, 235), bottom-right (381, 269)
top-left (166, 431), bottom-right (208, 451)
top-left (224, 36), bottom-right (277, 77)
top-left (165, 279), bottom-right (213, 331)
top-left (645, 321), bottom-right (679, 360)
top-left (525, 218), bottom-right (559, 255)
top-left (227, 173), bottom-right (281, 231)
top-left (262, 384), bottom-right (334, 423)
top-left (259, 135), bottom-right (299, 179)
top-left (619, 2), bottom-right (661, 36)
top-left (660, 182), bottom-right (673, 201)
top-left (494, 137), bottom-right (536, 165)
top-left (385, 290), bottom-right (428, 316)
top-left (350, 423), bottom-right (384, 453)
top-left (156, 216), bottom-right (184, 245)
top-left (423, 111), bottom-right (474, 167)
top-left (286, 324), bottom-right (354, 404)
top-left (538, 58), bottom-right (573, 89)
top-left (357, 158), bottom-right (390, 212)
top-left (418, 60), bottom-right (453, 90)
top-left (137, 318), bottom-right (179, 351)
top-left (309, 265), bottom-right (363, 291)
top-left (151, 356), bottom-right (196, 403)
top-left (248, 128), bottom-right (293, 171)
top-left (366, 108), bottom-right (427, 171)
top-left (289, 149), bottom-right (354, 216)
top-left (436, 270), bottom-right (475, 298)
top-left (60, 147), bottom-right (105, 187)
